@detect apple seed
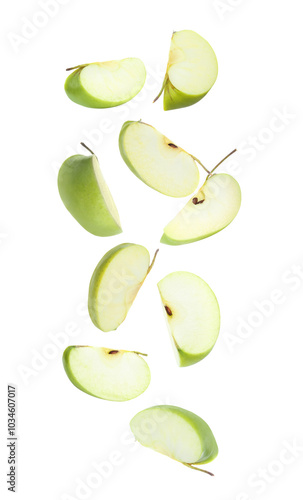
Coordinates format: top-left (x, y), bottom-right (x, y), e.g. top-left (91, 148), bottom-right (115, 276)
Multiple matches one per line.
top-left (192, 197), bottom-right (205, 205)
top-left (165, 306), bottom-right (173, 316)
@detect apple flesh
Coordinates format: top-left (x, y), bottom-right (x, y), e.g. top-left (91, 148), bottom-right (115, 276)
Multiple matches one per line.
top-left (58, 144), bottom-right (122, 237)
top-left (130, 405), bottom-right (218, 473)
top-left (88, 243), bottom-right (158, 332)
top-left (154, 30), bottom-right (218, 111)
top-left (65, 58), bottom-right (146, 108)
top-left (119, 120), bottom-right (199, 197)
top-left (157, 272), bottom-right (220, 367)
top-left (63, 346), bottom-right (150, 401)
top-left (161, 173), bottom-right (241, 245)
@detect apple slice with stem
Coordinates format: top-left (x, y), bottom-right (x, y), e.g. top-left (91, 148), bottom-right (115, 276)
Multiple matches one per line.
top-left (88, 243), bottom-right (158, 332)
top-left (130, 405), bottom-right (218, 474)
top-left (65, 58), bottom-right (146, 108)
top-left (157, 272), bottom-right (220, 367)
top-left (154, 30), bottom-right (218, 111)
top-left (63, 346), bottom-right (150, 401)
top-left (119, 120), bottom-right (200, 197)
top-left (161, 149), bottom-right (241, 245)
top-left (58, 143), bottom-right (122, 237)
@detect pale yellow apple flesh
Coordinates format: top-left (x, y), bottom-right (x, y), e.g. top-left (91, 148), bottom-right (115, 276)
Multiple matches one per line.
top-left (119, 121), bottom-right (199, 197)
top-left (161, 173), bottom-right (241, 245)
top-left (154, 30), bottom-right (218, 111)
top-left (88, 244), bottom-right (157, 332)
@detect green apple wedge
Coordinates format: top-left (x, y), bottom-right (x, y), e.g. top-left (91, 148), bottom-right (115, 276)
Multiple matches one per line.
top-left (65, 58), bottom-right (146, 108)
top-left (63, 346), bottom-right (150, 401)
top-left (119, 120), bottom-right (200, 197)
top-left (130, 405), bottom-right (218, 474)
top-left (58, 143), bottom-right (122, 237)
top-left (154, 30), bottom-right (218, 111)
top-left (88, 244), bottom-right (158, 332)
top-left (161, 149), bottom-right (241, 245)
top-left (157, 272), bottom-right (220, 367)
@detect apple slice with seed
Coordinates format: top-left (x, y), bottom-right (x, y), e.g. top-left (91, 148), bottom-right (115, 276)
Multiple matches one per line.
top-left (88, 243), bottom-right (158, 332)
top-left (161, 150), bottom-right (241, 245)
top-left (130, 405), bottom-right (218, 473)
top-left (157, 271), bottom-right (220, 367)
top-left (63, 346), bottom-right (151, 401)
top-left (119, 120), bottom-right (199, 197)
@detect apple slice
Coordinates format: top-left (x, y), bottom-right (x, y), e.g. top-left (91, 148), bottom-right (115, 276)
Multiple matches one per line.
top-left (130, 405), bottom-right (218, 474)
top-left (65, 58), bottom-right (146, 108)
top-left (88, 244), bottom-right (158, 332)
top-left (119, 120), bottom-right (199, 197)
top-left (63, 346), bottom-right (150, 401)
top-left (58, 143), bottom-right (122, 237)
top-left (157, 272), bottom-right (220, 367)
top-left (154, 30), bottom-right (218, 111)
top-left (161, 150), bottom-right (241, 245)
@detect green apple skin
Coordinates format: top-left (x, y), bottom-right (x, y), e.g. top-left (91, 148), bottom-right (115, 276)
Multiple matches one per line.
top-left (161, 173), bottom-right (241, 245)
top-left (65, 59), bottom-right (146, 109)
top-left (175, 346), bottom-right (215, 368)
top-left (119, 121), bottom-right (143, 179)
top-left (63, 346), bottom-right (95, 397)
top-left (65, 67), bottom-right (102, 108)
top-left (160, 233), bottom-right (187, 245)
top-left (63, 346), bottom-right (151, 402)
top-left (130, 405), bottom-right (218, 466)
top-left (160, 219), bottom-right (238, 245)
top-left (58, 154), bottom-right (122, 237)
top-left (163, 81), bottom-right (209, 111)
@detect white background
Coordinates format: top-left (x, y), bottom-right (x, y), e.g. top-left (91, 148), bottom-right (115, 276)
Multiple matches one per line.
top-left (1, 0), bottom-right (303, 499)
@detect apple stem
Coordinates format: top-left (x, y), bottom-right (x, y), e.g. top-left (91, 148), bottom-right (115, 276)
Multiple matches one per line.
top-left (81, 142), bottom-right (95, 156)
top-left (153, 75), bottom-right (168, 103)
top-left (183, 463), bottom-right (214, 476)
top-left (66, 64), bottom-right (86, 71)
top-left (207, 149), bottom-right (237, 178)
top-left (133, 351), bottom-right (148, 357)
top-left (147, 249), bottom-right (159, 275)
top-left (190, 155), bottom-right (211, 175)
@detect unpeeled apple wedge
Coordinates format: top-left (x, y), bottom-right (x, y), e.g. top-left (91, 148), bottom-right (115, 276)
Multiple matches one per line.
top-left (154, 30), bottom-right (218, 111)
top-left (161, 150), bottom-right (241, 245)
top-left (130, 405), bottom-right (218, 474)
top-left (65, 58), bottom-right (146, 108)
top-left (88, 244), bottom-right (158, 332)
top-left (119, 120), bottom-right (199, 197)
top-left (158, 272), bottom-right (220, 367)
top-left (63, 346), bottom-right (150, 401)
top-left (58, 143), bottom-right (122, 236)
